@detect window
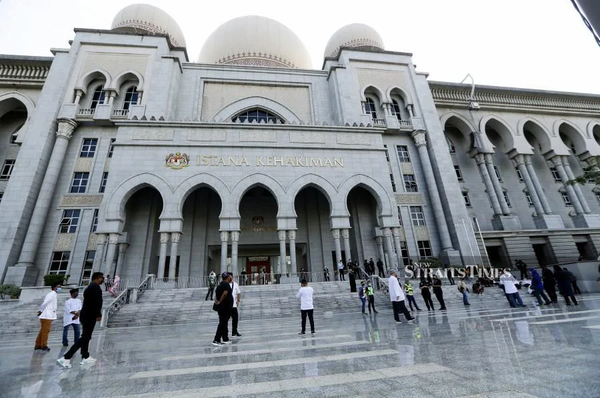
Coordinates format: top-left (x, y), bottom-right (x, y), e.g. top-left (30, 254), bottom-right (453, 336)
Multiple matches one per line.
top-left (396, 145), bottom-right (410, 163)
top-left (364, 98), bottom-right (377, 118)
top-left (400, 241), bottom-right (410, 266)
top-left (525, 192), bottom-right (533, 207)
top-left (233, 108), bottom-right (282, 124)
top-left (550, 167), bottom-right (561, 182)
top-left (391, 100), bottom-right (402, 120)
top-left (454, 165), bottom-right (463, 181)
top-left (80, 251), bottom-right (95, 285)
top-left (410, 206), bottom-right (425, 226)
top-left (79, 138), bottom-right (98, 158)
top-left (123, 86), bottom-right (139, 110)
top-left (562, 192), bottom-right (572, 206)
top-left (494, 166), bottom-right (503, 182)
top-left (503, 192), bottom-right (512, 207)
top-left (70, 172), bottom-right (89, 193)
top-left (463, 192), bottom-right (472, 207)
top-left (383, 145), bottom-right (390, 162)
top-left (403, 174), bottom-right (418, 192)
top-left (91, 209), bottom-right (99, 232)
top-left (390, 173), bottom-right (397, 192)
top-left (90, 85), bottom-right (106, 109)
top-left (417, 241), bottom-right (432, 258)
top-left (515, 167), bottom-right (524, 182)
top-left (447, 138), bottom-right (456, 154)
top-left (58, 209), bottom-right (81, 233)
top-left (108, 138), bottom-right (116, 158)
top-left (48, 251), bottom-right (70, 275)
top-left (99, 172), bottom-right (108, 193)
top-left (0, 159), bottom-right (15, 180)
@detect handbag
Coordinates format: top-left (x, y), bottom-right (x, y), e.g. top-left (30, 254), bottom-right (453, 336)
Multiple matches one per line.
top-left (212, 302), bottom-right (219, 312)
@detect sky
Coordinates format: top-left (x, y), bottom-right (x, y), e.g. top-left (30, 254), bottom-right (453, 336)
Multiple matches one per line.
top-left (0, 0), bottom-right (599, 94)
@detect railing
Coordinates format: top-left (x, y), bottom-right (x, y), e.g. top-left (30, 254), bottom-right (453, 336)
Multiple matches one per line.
top-left (398, 119), bottom-right (413, 130)
top-left (100, 274), bottom-right (154, 327)
top-left (112, 109), bottom-right (129, 118)
top-left (77, 108), bottom-right (94, 117)
top-left (372, 118), bottom-right (386, 126)
top-left (0, 61), bottom-right (50, 82)
top-left (376, 276), bottom-right (390, 294)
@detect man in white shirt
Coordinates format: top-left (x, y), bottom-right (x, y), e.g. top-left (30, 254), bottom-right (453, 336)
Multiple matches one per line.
top-left (62, 289), bottom-right (82, 346)
top-left (296, 279), bottom-right (315, 336)
top-left (35, 282), bottom-right (61, 351)
top-left (338, 260), bottom-right (345, 281)
top-left (388, 270), bottom-right (415, 324)
top-left (499, 269), bottom-right (526, 308)
top-left (228, 272), bottom-right (242, 337)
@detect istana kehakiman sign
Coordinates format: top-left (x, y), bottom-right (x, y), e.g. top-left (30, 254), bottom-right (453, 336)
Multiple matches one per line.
top-left (166, 153), bottom-right (345, 168)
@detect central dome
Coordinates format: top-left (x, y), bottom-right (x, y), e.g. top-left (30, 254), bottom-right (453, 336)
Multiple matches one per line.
top-left (111, 4), bottom-right (186, 47)
top-left (325, 23), bottom-right (384, 58)
top-left (198, 16), bottom-right (312, 69)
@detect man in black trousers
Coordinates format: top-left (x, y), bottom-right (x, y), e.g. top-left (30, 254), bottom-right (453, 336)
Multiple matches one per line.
top-left (57, 272), bottom-right (104, 369)
top-left (432, 274), bottom-right (447, 310)
top-left (213, 272), bottom-right (233, 346)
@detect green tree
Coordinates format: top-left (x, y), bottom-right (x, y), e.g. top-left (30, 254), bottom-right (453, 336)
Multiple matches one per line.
top-left (568, 155), bottom-right (600, 185)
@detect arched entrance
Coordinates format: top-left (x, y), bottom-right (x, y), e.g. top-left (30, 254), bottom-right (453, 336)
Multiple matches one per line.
top-left (0, 98), bottom-right (27, 188)
top-left (347, 186), bottom-right (380, 266)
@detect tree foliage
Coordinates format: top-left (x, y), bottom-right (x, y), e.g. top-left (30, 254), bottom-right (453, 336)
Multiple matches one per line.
top-left (567, 155), bottom-right (600, 186)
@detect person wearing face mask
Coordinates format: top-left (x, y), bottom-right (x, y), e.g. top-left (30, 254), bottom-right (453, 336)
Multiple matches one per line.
top-left (62, 289), bottom-right (82, 347)
top-left (35, 281), bottom-right (61, 351)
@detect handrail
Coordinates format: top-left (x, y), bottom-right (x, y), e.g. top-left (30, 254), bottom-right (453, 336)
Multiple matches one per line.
top-left (100, 274), bottom-right (153, 327)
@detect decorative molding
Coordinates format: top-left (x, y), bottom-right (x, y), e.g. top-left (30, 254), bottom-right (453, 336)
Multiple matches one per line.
top-left (60, 195), bottom-right (103, 207)
top-left (112, 20), bottom-right (183, 47)
top-left (414, 226), bottom-right (430, 240)
top-left (0, 59), bottom-right (51, 84)
top-left (87, 233), bottom-right (99, 251)
top-left (187, 130), bottom-right (227, 142)
top-left (54, 233), bottom-right (75, 251)
top-left (132, 130), bottom-right (174, 141)
top-left (336, 133), bottom-right (371, 145)
top-left (289, 132), bottom-right (325, 144)
top-left (239, 131), bottom-right (277, 142)
top-left (400, 162), bottom-right (414, 175)
top-left (74, 157), bottom-right (93, 172)
top-left (395, 194), bottom-right (424, 204)
top-left (220, 54), bottom-right (295, 68)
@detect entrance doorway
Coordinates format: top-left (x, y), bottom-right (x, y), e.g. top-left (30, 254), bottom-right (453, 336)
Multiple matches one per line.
top-left (246, 256), bottom-right (270, 284)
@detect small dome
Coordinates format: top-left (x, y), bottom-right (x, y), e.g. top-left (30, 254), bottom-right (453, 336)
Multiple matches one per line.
top-left (111, 4), bottom-right (186, 48)
top-left (324, 23), bottom-right (384, 58)
top-left (198, 15), bottom-right (312, 69)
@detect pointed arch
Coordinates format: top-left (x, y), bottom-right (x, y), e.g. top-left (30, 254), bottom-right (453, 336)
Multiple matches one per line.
top-left (519, 117), bottom-right (553, 154)
top-left (386, 86), bottom-right (413, 104)
top-left (440, 112), bottom-right (477, 136)
top-left (75, 69), bottom-right (112, 93)
top-left (110, 70), bottom-right (144, 95)
top-left (554, 119), bottom-right (588, 155)
top-left (480, 114), bottom-right (516, 151)
top-left (338, 174), bottom-right (394, 218)
top-left (360, 85), bottom-right (385, 102)
top-left (284, 174), bottom-right (340, 218)
top-left (212, 96), bottom-right (300, 123)
top-left (171, 173), bottom-right (230, 219)
top-left (230, 173), bottom-right (286, 218)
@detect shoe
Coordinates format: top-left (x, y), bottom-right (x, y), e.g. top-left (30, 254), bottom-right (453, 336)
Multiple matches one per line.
top-left (311, 332), bottom-right (316, 337)
top-left (80, 357), bottom-right (97, 366)
top-left (63, 343), bottom-right (68, 347)
top-left (232, 333), bottom-right (242, 337)
top-left (212, 341), bottom-right (223, 347)
top-left (440, 308), bottom-right (446, 311)
top-left (57, 358), bottom-right (72, 369)
top-left (362, 312), bottom-right (367, 316)
top-left (396, 321), bottom-right (403, 324)
top-left (417, 309), bottom-right (422, 311)
top-left (222, 340), bottom-right (232, 345)
top-left (465, 303), bottom-right (471, 306)
top-left (407, 319), bottom-right (415, 324)
top-left (374, 311), bottom-right (378, 314)
top-left (41, 347), bottom-right (50, 352)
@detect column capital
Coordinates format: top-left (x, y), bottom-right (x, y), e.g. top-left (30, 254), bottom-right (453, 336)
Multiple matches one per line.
top-left (56, 119), bottom-right (78, 140)
top-left (341, 229), bottom-right (350, 239)
top-left (550, 156), bottom-right (563, 167)
top-left (331, 229), bottom-right (340, 239)
top-left (512, 154), bottom-right (525, 165)
top-left (483, 153), bottom-right (495, 164)
top-left (160, 232), bottom-right (171, 243)
top-left (96, 233), bottom-right (108, 244)
top-left (287, 230), bottom-right (296, 240)
top-left (171, 232), bottom-right (181, 244)
top-left (411, 130), bottom-right (427, 147)
top-left (375, 236), bottom-right (383, 244)
top-left (118, 242), bottom-right (128, 253)
top-left (382, 227), bottom-right (392, 237)
top-left (230, 231), bottom-right (240, 242)
top-left (108, 233), bottom-right (120, 244)
top-left (219, 231), bottom-right (229, 242)
top-left (474, 153), bottom-right (486, 164)
top-left (391, 227), bottom-right (400, 237)
top-left (278, 230), bottom-right (287, 241)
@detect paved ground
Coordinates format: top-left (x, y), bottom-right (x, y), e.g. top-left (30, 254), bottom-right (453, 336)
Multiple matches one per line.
top-left (1, 294), bottom-right (600, 398)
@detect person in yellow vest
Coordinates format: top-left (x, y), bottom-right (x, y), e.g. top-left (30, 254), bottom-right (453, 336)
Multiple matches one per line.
top-left (404, 280), bottom-right (422, 312)
top-left (365, 281), bottom-right (378, 314)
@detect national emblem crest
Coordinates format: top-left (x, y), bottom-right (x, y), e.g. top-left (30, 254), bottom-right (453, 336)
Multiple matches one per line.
top-left (165, 152), bottom-right (190, 169)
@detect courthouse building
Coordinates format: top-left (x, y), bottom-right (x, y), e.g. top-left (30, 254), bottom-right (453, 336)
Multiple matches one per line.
top-left (1, 4), bottom-right (600, 286)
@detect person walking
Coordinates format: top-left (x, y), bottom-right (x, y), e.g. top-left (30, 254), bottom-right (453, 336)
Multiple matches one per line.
top-left (446, 267), bottom-right (455, 285)
top-left (57, 272), bottom-right (104, 368)
top-left (554, 266), bottom-right (578, 306)
top-left (376, 258), bottom-right (384, 278)
top-left (324, 267), bottom-right (330, 282)
top-left (338, 260), bottom-right (345, 281)
top-left (388, 270), bottom-right (415, 324)
top-left (212, 272), bottom-right (233, 346)
top-left (458, 278), bottom-right (470, 306)
top-left (516, 260), bottom-right (528, 280)
top-left (368, 258), bottom-right (375, 276)
top-left (348, 260), bottom-right (357, 292)
top-left (563, 267), bottom-right (581, 295)
top-left (35, 282), bottom-right (61, 351)
top-left (359, 281), bottom-right (367, 314)
top-left (366, 280), bottom-right (378, 314)
top-left (419, 277), bottom-right (435, 311)
top-left (205, 271), bottom-right (216, 301)
top-left (104, 274), bottom-right (111, 291)
top-left (296, 279), bottom-right (315, 336)
top-left (404, 280), bottom-right (421, 311)
top-left (541, 265), bottom-right (558, 303)
top-left (62, 289), bottom-right (82, 347)
top-left (229, 272), bottom-right (242, 337)
top-left (499, 269), bottom-right (526, 308)
top-left (529, 268), bottom-right (551, 306)
top-left (432, 275), bottom-right (447, 310)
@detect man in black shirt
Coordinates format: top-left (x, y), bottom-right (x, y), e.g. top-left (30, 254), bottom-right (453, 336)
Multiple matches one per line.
top-left (432, 275), bottom-right (447, 310)
top-left (213, 272), bottom-right (233, 346)
top-left (57, 272), bottom-right (104, 368)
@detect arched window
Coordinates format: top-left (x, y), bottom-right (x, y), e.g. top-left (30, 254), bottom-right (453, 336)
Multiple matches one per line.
top-left (90, 85), bottom-right (106, 109)
top-left (364, 98), bottom-right (377, 118)
top-left (123, 86), bottom-right (139, 110)
top-left (447, 137), bottom-right (456, 153)
top-left (233, 108), bottom-right (283, 124)
top-left (391, 100), bottom-right (402, 120)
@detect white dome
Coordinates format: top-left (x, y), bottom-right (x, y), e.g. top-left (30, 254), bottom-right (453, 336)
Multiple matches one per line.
top-left (198, 16), bottom-right (312, 69)
top-left (111, 4), bottom-right (186, 48)
top-left (324, 23), bottom-right (384, 58)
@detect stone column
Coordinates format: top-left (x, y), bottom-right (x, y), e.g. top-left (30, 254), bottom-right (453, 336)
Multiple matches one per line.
top-left (392, 228), bottom-right (404, 271)
top-left (168, 232), bottom-right (181, 279)
top-left (341, 229), bottom-right (352, 262)
top-left (288, 230), bottom-right (297, 275)
top-left (524, 156), bottom-right (553, 214)
top-left (332, 229), bottom-right (342, 279)
top-left (411, 130), bottom-right (454, 250)
top-left (551, 156), bottom-right (584, 214)
top-left (220, 231), bottom-right (229, 273)
top-left (114, 243), bottom-right (128, 277)
top-left (157, 232), bottom-right (169, 278)
top-left (102, 233), bottom-right (119, 276)
top-left (73, 90), bottom-right (83, 105)
top-left (375, 236), bottom-right (386, 270)
top-left (92, 234), bottom-right (107, 272)
top-left (563, 156), bottom-right (591, 214)
top-left (382, 227), bottom-right (397, 270)
top-left (514, 154), bottom-right (545, 215)
top-left (230, 231), bottom-right (240, 275)
top-left (278, 230), bottom-right (287, 275)
top-left (107, 90), bottom-right (116, 105)
top-left (15, 119), bottom-right (78, 267)
top-left (475, 153), bottom-right (503, 216)
top-left (485, 153), bottom-right (510, 215)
